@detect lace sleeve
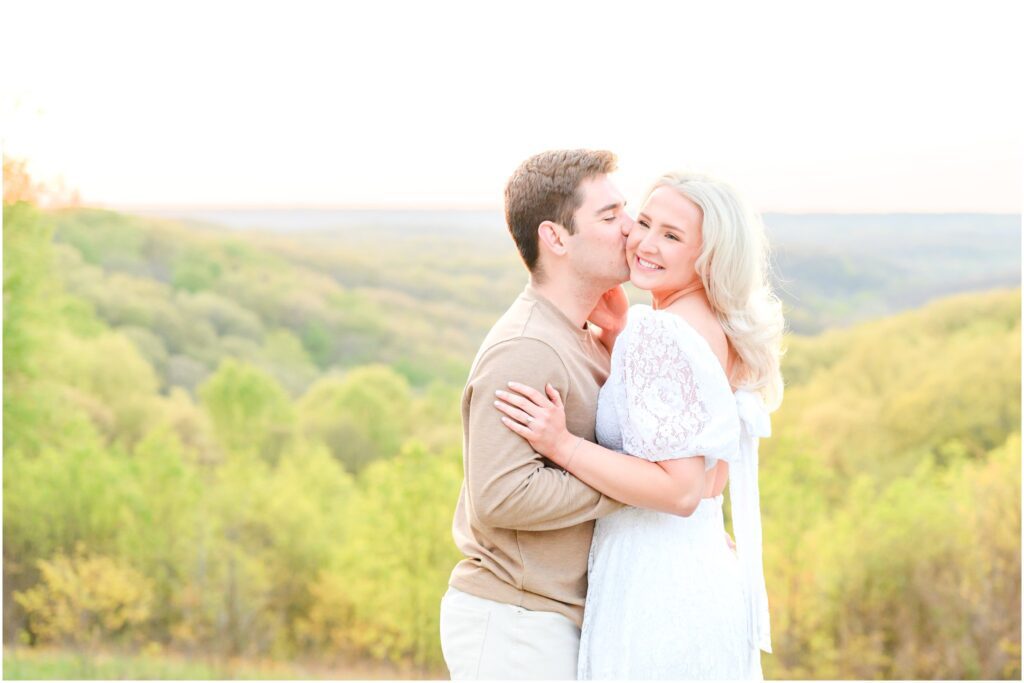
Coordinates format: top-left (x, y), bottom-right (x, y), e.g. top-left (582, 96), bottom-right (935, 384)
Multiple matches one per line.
top-left (618, 310), bottom-right (716, 464)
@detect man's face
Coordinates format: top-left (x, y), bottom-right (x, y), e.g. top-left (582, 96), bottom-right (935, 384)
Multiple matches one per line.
top-left (565, 174), bottom-right (633, 287)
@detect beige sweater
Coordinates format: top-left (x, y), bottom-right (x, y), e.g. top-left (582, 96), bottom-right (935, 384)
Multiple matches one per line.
top-left (448, 283), bottom-right (625, 627)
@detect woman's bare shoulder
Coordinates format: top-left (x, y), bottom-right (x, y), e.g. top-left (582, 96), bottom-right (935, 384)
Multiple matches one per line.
top-left (675, 307), bottom-right (729, 366)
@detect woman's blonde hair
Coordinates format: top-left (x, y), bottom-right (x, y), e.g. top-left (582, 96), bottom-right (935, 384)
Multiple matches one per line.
top-left (648, 172), bottom-right (785, 410)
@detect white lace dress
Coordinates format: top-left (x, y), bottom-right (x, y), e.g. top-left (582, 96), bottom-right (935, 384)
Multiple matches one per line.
top-left (578, 305), bottom-right (772, 680)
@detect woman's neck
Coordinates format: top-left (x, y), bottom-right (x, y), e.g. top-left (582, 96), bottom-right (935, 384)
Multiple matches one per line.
top-left (652, 280), bottom-right (705, 310)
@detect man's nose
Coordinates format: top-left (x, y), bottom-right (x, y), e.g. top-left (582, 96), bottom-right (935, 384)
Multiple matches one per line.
top-left (621, 216), bottom-right (636, 237)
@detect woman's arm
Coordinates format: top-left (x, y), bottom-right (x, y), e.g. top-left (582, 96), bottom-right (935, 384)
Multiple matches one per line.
top-left (709, 460), bottom-right (729, 498)
top-left (495, 382), bottom-right (706, 517)
top-left (555, 436), bottom-right (706, 517)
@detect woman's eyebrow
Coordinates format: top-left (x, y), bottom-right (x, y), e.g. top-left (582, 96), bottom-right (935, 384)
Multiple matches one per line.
top-left (638, 213), bottom-right (684, 234)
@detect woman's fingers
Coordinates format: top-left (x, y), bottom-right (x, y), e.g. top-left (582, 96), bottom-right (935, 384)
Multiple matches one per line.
top-left (545, 383), bottom-right (563, 408)
top-left (507, 381), bottom-right (552, 407)
top-left (495, 389), bottom-right (539, 414)
top-left (494, 399), bottom-right (536, 427)
top-left (500, 416), bottom-right (533, 438)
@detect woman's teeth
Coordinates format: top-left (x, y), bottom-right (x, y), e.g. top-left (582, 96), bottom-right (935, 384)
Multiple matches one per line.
top-left (636, 256), bottom-right (663, 270)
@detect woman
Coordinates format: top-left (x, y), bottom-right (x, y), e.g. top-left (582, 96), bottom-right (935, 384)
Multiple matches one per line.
top-left (493, 172), bottom-right (784, 679)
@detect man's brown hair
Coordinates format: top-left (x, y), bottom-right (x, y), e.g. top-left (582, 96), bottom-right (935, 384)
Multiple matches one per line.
top-left (504, 149), bottom-right (617, 275)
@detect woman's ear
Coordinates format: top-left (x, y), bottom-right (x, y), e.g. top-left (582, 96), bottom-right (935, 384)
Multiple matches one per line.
top-left (538, 220), bottom-right (569, 257)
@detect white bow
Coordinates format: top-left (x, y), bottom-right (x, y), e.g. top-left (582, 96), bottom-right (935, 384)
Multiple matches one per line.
top-left (735, 389), bottom-right (771, 438)
top-left (731, 390), bottom-right (772, 653)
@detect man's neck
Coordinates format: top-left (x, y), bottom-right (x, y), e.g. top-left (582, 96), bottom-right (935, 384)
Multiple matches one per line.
top-left (529, 274), bottom-right (606, 330)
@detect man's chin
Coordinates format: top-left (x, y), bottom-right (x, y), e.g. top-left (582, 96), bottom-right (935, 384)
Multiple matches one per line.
top-left (617, 259), bottom-right (631, 284)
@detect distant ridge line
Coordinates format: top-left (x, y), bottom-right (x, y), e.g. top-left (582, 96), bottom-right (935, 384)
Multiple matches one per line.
top-left (107, 205), bottom-right (1019, 218)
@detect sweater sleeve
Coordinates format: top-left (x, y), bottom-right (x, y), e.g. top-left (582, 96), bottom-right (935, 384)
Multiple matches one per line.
top-left (464, 337), bottom-right (624, 531)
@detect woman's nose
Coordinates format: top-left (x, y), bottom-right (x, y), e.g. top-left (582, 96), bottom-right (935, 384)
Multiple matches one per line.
top-left (637, 231), bottom-right (657, 253)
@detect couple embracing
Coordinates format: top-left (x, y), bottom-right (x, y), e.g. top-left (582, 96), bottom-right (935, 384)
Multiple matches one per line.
top-left (440, 150), bottom-right (784, 680)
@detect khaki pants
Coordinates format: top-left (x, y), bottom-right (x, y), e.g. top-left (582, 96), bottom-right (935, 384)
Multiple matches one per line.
top-left (439, 586), bottom-right (580, 680)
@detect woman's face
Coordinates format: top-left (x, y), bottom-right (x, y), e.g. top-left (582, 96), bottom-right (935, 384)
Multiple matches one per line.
top-left (627, 185), bottom-right (704, 293)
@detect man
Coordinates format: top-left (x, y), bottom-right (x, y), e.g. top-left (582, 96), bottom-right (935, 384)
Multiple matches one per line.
top-left (440, 149), bottom-right (634, 679)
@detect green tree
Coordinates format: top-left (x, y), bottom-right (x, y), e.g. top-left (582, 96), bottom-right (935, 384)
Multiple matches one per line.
top-left (298, 365), bottom-right (413, 473)
top-left (248, 440), bottom-right (356, 657)
top-left (172, 247), bottom-right (222, 292)
top-left (324, 442), bottom-right (463, 670)
top-left (198, 359), bottom-right (294, 464)
top-left (115, 427), bottom-right (203, 641)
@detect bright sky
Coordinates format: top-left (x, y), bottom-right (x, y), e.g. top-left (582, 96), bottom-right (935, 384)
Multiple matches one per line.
top-left (2, 0), bottom-right (1022, 212)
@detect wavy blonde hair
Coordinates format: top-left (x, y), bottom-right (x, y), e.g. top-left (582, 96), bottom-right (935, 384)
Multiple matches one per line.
top-left (648, 172), bottom-right (785, 411)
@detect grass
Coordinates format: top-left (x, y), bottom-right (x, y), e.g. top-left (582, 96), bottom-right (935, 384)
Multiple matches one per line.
top-left (2, 645), bottom-right (442, 680)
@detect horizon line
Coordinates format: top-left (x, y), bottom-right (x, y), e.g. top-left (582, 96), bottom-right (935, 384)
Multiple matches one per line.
top-left (98, 202), bottom-right (1022, 217)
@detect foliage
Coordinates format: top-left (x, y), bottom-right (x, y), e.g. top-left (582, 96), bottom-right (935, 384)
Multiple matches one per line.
top-left (172, 247), bottom-right (223, 292)
top-left (3, 192), bottom-right (1019, 679)
top-left (314, 442), bottom-right (463, 669)
top-left (198, 359), bottom-right (295, 464)
top-left (47, 208), bottom-right (490, 393)
top-left (767, 213), bottom-right (1020, 333)
top-left (297, 365), bottom-right (413, 473)
top-left (760, 289), bottom-right (1021, 679)
top-left (3, 157), bottom-right (40, 205)
top-left (14, 545), bottom-right (154, 648)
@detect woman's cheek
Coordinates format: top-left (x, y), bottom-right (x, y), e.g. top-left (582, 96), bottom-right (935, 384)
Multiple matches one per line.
top-left (626, 230), bottom-right (643, 253)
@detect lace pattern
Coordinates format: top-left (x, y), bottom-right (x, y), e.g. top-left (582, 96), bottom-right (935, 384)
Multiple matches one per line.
top-left (604, 305), bottom-right (740, 466)
top-left (620, 310), bottom-right (712, 461)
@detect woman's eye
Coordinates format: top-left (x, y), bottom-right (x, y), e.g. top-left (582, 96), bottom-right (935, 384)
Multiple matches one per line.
top-left (603, 216), bottom-right (616, 222)
top-left (638, 220), bottom-right (650, 229)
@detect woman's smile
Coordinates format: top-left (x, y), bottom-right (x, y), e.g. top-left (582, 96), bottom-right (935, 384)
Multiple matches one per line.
top-left (634, 255), bottom-right (664, 271)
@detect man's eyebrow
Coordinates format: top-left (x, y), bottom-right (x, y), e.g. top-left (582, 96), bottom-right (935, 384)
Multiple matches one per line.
top-left (595, 201), bottom-right (625, 215)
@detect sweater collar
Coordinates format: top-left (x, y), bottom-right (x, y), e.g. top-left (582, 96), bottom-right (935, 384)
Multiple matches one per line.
top-left (522, 282), bottom-right (592, 343)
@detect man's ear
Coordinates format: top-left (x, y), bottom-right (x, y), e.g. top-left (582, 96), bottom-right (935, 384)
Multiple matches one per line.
top-left (538, 220), bottom-right (570, 257)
